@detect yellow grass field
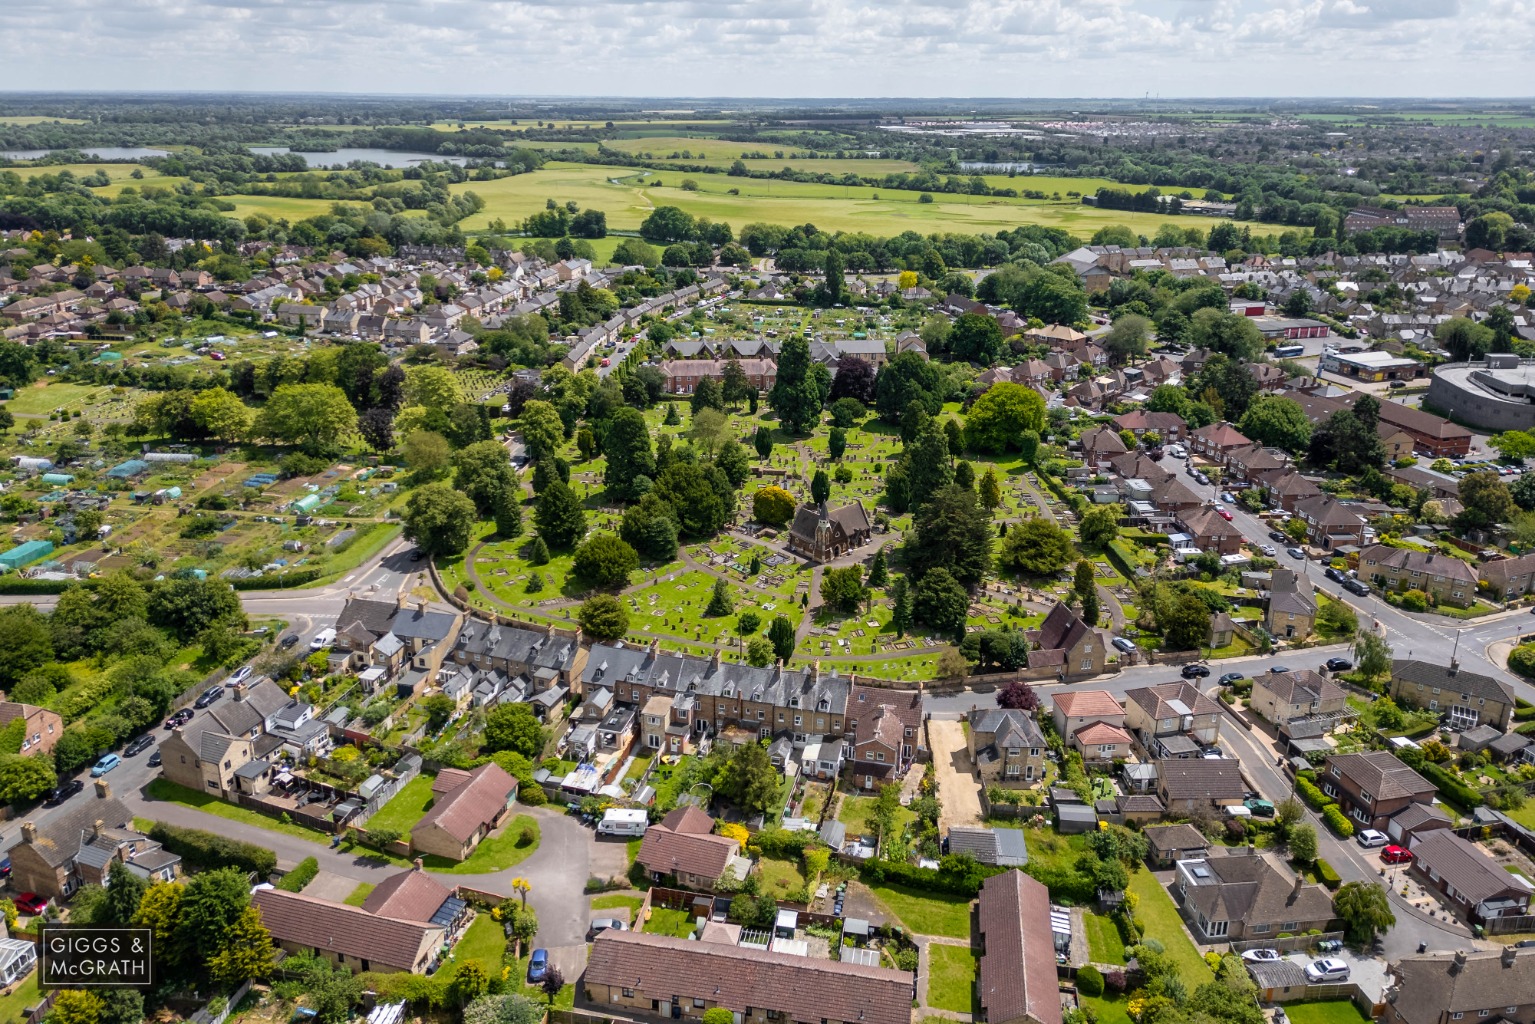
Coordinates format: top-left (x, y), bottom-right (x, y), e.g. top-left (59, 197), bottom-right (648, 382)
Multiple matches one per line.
top-left (0, 116), bottom-right (87, 125)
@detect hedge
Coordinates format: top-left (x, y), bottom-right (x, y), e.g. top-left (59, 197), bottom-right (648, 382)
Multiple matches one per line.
top-left (860, 855), bottom-right (1003, 898)
top-left (1076, 965), bottom-right (1105, 997)
top-left (0, 577), bottom-right (71, 595)
top-left (1295, 777), bottom-right (1332, 812)
top-left (232, 567), bottom-right (325, 590)
top-left (1420, 762), bottom-right (1484, 809)
top-left (1321, 806), bottom-right (1355, 838)
top-left (276, 856), bottom-right (319, 892)
top-left (148, 821), bottom-right (277, 876)
top-left (1315, 859), bottom-right (1342, 890)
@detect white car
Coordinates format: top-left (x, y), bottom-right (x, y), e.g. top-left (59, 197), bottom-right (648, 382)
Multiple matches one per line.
top-left (1305, 958), bottom-right (1350, 983)
top-left (1260, 544), bottom-right (1277, 557)
top-left (229, 665), bottom-right (253, 685)
top-left (1241, 949), bottom-right (1282, 964)
top-left (1356, 829), bottom-right (1389, 848)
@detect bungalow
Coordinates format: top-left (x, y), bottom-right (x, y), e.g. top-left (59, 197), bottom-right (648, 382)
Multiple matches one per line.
top-left (1175, 852), bottom-right (1336, 941)
top-left (251, 886), bottom-right (445, 974)
top-left (975, 870), bottom-right (1063, 1024)
top-left (635, 806), bottom-right (744, 891)
top-left (1408, 830), bottom-right (1532, 923)
top-left (410, 763), bottom-right (519, 861)
top-left (1156, 758), bottom-right (1246, 815)
top-left (1143, 823), bottom-right (1210, 868)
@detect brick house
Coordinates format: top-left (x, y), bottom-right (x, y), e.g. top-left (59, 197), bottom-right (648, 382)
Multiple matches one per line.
top-left (661, 357), bottom-right (776, 395)
top-left (846, 684), bottom-right (923, 790)
top-left (1178, 506), bottom-right (1243, 555)
top-left (0, 701), bottom-right (63, 755)
top-left (635, 806), bottom-right (743, 890)
top-left (1321, 750), bottom-right (1436, 832)
top-left (409, 763), bottom-right (518, 862)
top-left (1188, 422), bottom-right (1251, 459)
top-left (1408, 831), bottom-right (1532, 924)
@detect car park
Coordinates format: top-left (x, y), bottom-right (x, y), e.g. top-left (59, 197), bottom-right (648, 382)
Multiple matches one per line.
top-left (1304, 958), bottom-right (1351, 983)
top-left (1180, 664), bottom-right (1210, 679)
top-left (1286, 547), bottom-right (1306, 559)
top-left (1241, 949), bottom-right (1281, 963)
top-left (44, 779), bottom-right (85, 805)
top-left (1218, 672), bottom-right (1245, 686)
top-left (1112, 637), bottom-right (1137, 654)
top-left (1356, 829), bottom-right (1389, 848)
top-left (1325, 657), bottom-right (1354, 672)
top-left (1381, 845), bottom-right (1413, 865)
top-left (124, 735), bottom-right (155, 757)
top-left (193, 685), bottom-right (225, 709)
top-left (91, 753), bottom-right (121, 777)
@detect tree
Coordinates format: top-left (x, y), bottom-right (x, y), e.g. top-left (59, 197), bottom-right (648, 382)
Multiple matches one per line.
top-left (176, 867), bottom-right (250, 964)
top-left (255, 383), bottom-right (356, 454)
top-left (828, 355), bottom-right (876, 405)
top-left (717, 742), bottom-right (782, 815)
top-left (534, 479), bottom-right (587, 548)
top-left (913, 567), bottom-right (969, 640)
top-left (1162, 592), bottom-right (1212, 651)
top-left (758, 617), bottom-right (794, 665)
top-left (402, 483), bottom-right (476, 557)
top-left (620, 494), bottom-right (680, 561)
top-left (578, 595), bottom-right (629, 640)
top-left (706, 577), bottom-right (734, 616)
top-left (963, 382), bottom-right (1046, 453)
top-left (949, 312), bottom-right (1005, 365)
top-left (0, 754), bottom-right (56, 803)
top-left (518, 400), bottom-right (566, 462)
top-left (1309, 406), bottom-right (1385, 474)
top-left (753, 485), bottom-right (796, 526)
top-left (867, 546), bottom-right (889, 588)
top-left (1102, 314), bottom-right (1150, 365)
top-left (1240, 395), bottom-right (1313, 454)
top-left (690, 376), bottom-right (725, 415)
top-left (539, 965), bottom-right (566, 1006)
top-left (600, 407), bottom-right (655, 502)
top-left (403, 429), bottom-right (453, 478)
top-left (1078, 504), bottom-right (1122, 550)
top-left (572, 533), bottom-right (639, 588)
top-left (900, 484), bottom-right (993, 588)
top-left (99, 861), bottom-right (146, 927)
top-left (753, 426), bottom-right (773, 460)
top-left (1435, 316), bottom-right (1496, 362)
top-left (493, 488), bottom-right (523, 539)
top-left (1187, 309), bottom-right (1264, 361)
top-left (1288, 822), bottom-right (1318, 864)
top-left (1075, 560), bottom-right (1100, 626)
top-left (421, 693), bottom-right (457, 731)
top-left (820, 567), bottom-right (868, 613)
top-left (208, 904), bottom-right (276, 985)
top-left (484, 703), bottom-right (547, 758)
top-left (997, 681), bottom-right (1039, 711)
top-left (189, 387), bottom-right (253, 442)
top-left (47, 991), bottom-right (103, 1024)
top-left (147, 578), bottom-right (244, 642)
top-left (653, 462), bottom-right (733, 538)
top-left (889, 575), bottom-right (914, 637)
top-left (827, 426), bottom-right (847, 461)
top-left (768, 334), bottom-right (823, 433)
top-left (1333, 881), bottom-right (1396, 944)
top-left (1457, 471), bottom-right (1517, 529)
top-left (357, 407), bottom-right (395, 453)
top-left (977, 467), bottom-right (1002, 510)
top-left (0, 605), bottom-right (53, 687)
top-left (454, 439), bottom-right (519, 518)
top-left (811, 468), bottom-right (831, 504)
top-left (1354, 630), bottom-right (1392, 680)
top-left (527, 535), bottom-right (551, 566)
top-left (997, 516), bottom-right (1075, 576)
top-left (875, 351), bottom-right (946, 424)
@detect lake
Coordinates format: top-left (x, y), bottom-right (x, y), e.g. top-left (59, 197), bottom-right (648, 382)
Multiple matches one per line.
top-left (0, 147), bottom-right (170, 161)
top-left (248, 147), bottom-right (471, 168)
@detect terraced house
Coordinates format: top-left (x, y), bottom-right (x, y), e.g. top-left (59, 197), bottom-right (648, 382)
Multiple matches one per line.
top-left (1358, 545), bottom-right (1478, 607)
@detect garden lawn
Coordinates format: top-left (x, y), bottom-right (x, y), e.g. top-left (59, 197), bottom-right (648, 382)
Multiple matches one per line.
top-left (1081, 994), bottom-right (1134, 1024)
top-left (838, 794), bottom-right (916, 838)
top-left (757, 855), bottom-right (808, 894)
top-left (925, 944), bottom-right (977, 1014)
top-left (145, 779), bottom-right (334, 843)
top-left (1127, 870), bottom-right (1213, 985)
top-left (365, 774), bottom-right (435, 838)
top-left (1085, 912), bottom-right (1126, 964)
top-left (1283, 1002), bottom-right (1372, 1024)
top-left (591, 893), bottom-right (645, 920)
top-left (344, 883), bottom-right (375, 907)
top-left (456, 913), bottom-right (508, 968)
top-left (869, 883), bottom-right (973, 939)
top-left (422, 815), bottom-right (541, 874)
top-left (642, 907), bottom-right (696, 938)
top-left (0, 972), bottom-right (40, 1024)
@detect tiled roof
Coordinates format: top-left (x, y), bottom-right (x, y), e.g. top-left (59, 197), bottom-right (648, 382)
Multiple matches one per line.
top-left (1360, 545), bottom-right (1478, 583)
top-left (1181, 854), bottom-right (1335, 930)
top-left (1053, 689), bottom-right (1124, 721)
top-left (7, 796), bottom-right (133, 867)
top-left (1259, 669), bottom-right (1346, 707)
top-left (977, 870), bottom-right (1063, 1024)
top-left (1074, 721), bottom-right (1133, 746)
top-left (414, 762), bottom-right (517, 843)
top-left (1126, 681), bottom-right (1221, 719)
top-left (1157, 759), bottom-right (1246, 801)
top-left (251, 887), bottom-right (440, 973)
top-left (1393, 660), bottom-right (1515, 707)
top-left (361, 867), bottom-right (455, 922)
top-left (1328, 750), bottom-right (1436, 802)
top-left (1143, 823), bottom-right (1208, 853)
top-left (1410, 830), bottom-right (1529, 905)
top-left (1386, 947), bottom-right (1535, 1024)
top-left (637, 816), bottom-right (738, 881)
top-left (586, 930), bottom-right (913, 1024)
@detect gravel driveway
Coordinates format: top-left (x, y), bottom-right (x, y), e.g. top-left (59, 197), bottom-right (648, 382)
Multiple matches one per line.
top-left (926, 718), bottom-right (984, 830)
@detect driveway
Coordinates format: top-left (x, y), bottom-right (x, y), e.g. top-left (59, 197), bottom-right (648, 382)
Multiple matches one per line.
top-left (926, 718), bottom-right (983, 830)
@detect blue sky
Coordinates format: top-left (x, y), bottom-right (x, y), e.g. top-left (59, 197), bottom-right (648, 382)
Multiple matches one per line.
top-left (0, 0), bottom-right (1527, 97)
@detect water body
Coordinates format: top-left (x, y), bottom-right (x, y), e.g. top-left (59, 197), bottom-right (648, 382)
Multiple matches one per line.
top-left (0, 146), bottom-right (170, 161)
top-left (957, 161), bottom-right (1059, 173)
top-left (248, 146), bottom-right (471, 168)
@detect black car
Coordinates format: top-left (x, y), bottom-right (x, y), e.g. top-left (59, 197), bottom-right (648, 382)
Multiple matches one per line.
top-left (44, 779), bottom-right (85, 806)
top-left (1324, 567), bottom-right (1347, 583)
top-left (193, 685), bottom-right (224, 710)
top-left (1342, 579), bottom-right (1371, 596)
top-left (279, 634), bottom-right (301, 650)
top-left (1218, 672), bottom-right (1245, 686)
top-left (164, 708), bottom-right (194, 729)
top-left (1268, 529), bottom-right (1288, 543)
top-left (124, 734), bottom-right (155, 757)
top-left (147, 749), bottom-right (162, 768)
top-left (1180, 664), bottom-right (1211, 679)
top-left (1325, 657), bottom-right (1354, 673)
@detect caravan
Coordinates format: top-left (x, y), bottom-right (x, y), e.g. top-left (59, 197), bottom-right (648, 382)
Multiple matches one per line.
top-left (598, 809), bottom-right (649, 837)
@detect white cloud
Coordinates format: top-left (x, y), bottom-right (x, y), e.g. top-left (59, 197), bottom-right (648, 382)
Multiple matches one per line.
top-left (0, 0), bottom-right (1530, 95)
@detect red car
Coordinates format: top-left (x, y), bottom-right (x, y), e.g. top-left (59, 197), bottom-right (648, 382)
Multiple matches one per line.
top-left (1381, 845), bottom-right (1413, 865)
top-left (14, 893), bottom-right (48, 916)
top-left (1217, 508), bottom-right (1233, 521)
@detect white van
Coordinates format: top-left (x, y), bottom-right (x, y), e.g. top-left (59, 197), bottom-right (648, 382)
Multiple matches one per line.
top-left (598, 809), bottom-right (649, 837)
top-left (309, 628), bottom-right (337, 652)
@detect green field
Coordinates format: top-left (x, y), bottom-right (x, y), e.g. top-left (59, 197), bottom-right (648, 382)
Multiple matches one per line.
top-left (925, 944), bottom-right (978, 1013)
top-left (453, 161), bottom-right (1290, 239)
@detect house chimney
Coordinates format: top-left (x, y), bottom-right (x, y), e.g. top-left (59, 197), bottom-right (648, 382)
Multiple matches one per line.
top-left (93, 819), bottom-right (105, 840)
top-left (1292, 875), bottom-right (1303, 899)
top-left (20, 822), bottom-right (35, 844)
top-left (232, 683), bottom-right (247, 702)
top-left (1451, 950), bottom-right (1468, 974)
top-left (709, 649), bottom-right (721, 669)
top-left (1503, 945), bottom-right (1518, 967)
top-left (94, 779), bottom-right (111, 800)
top-left (416, 600), bottom-right (426, 614)
top-left (413, 857), bottom-right (424, 872)
top-left (811, 660), bottom-right (820, 684)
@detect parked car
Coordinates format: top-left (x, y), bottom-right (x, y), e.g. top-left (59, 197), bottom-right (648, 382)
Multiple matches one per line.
top-left (229, 665), bottom-right (253, 685)
top-left (1217, 508), bottom-right (1233, 521)
top-left (1112, 637), bottom-right (1137, 654)
top-left (44, 779), bottom-right (85, 805)
top-left (1269, 665), bottom-right (1292, 675)
top-left (193, 685), bottom-right (225, 709)
top-left (1356, 829), bottom-right (1389, 848)
top-left (1381, 845), bottom-right (1413, 865)
top-left (1325, 567), bottom-right (1347, 583)
top-left (280, 634), bottom-right (301, 650)
top-left (91, 753), bottom-right (121, 777)
top-left (587, 919), bottom-right (627, 940)
top-left (1221, 492), bottom-right (1236, 503)
top-left (1286, 547), bottom-right (1306, 559)
top-left (1304, 959), bottom-right (1351, 983)
top-left (1244, 799), bottom-right (1276, 817)
top-left (310, 628), bottom-right (337, 652)
top-left (124, 735), bottom-right (155, 757)
top-left (1343, 579), bottom-right (1371, 596)
top-left (13, 893), bottom-right (48, 917)
top-left (1388, 380), bottom-right (1406, 389)
top-left (1180, 664), bottom-right (1210, 679)
top-left (1260, 544), bottom-right (1277, 556)
top-left (1326, 657), bottom-right (1354, 672)
top-left (1241, 949), bottom-right (1282, 963)
top-left (1268, 530), bottom-right (1288, 543)
top-left (526, 949), bottom-right (549, 983)
top-left (147, 749), bottom-right (162, 768)
top-left (0, 858), bottom-right (10, 879)
top-left (1196, 472), bottom-right (1210, 485)
top-left (1218, 672), bottom-right (1245, 686)
top-left (164, 708), bottom-right (194, 729)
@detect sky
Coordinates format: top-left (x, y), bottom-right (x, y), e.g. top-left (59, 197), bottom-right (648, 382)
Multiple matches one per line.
top-left (1, 0), bottom-right (1532, 98)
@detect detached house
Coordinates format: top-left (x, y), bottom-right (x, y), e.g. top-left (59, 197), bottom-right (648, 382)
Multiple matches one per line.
top-left (1250, 669), bottom-right (1350, 738)
top-left (968, 708), bottom-right (1047, 788)
top-left (1051, 691), bottom-right (1132, 763)
top-left (635, 806), bottom-right (745, 891)
top-left (1408, 830), bottom-right (1532, 924)
top-left (1175, 852), bottom-right (1335, 941)
top-left (1124, 682), bottom-right (1222, 758)
top-left (410, 763), bottom-right (519, 861)
top-left (1265, 567), bottom-right (1317, 639)
top-left (1390, 659), bottom-right (1517, 732)
top-left (1024, 602), bottom-right (1106, 679)
top-left (1321, 750), bottom-right (1436, 832)
top-left (1382, 946), bottom-right (1535, 1024)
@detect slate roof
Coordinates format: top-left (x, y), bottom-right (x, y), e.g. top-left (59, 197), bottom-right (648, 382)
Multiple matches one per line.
top-left (1327, 750), bottom-right (1436, 802)
top-left (947, 826), bottom-right (1029, 867)
top-left (1385, 947), bottom-right (1535, 1024)
top-left (1409, 831), bottom-right (1530, 906)
top-left (969, 708), bottom-right (1047, 750)
top-left (389, 605), bottom-right (459, 642)
top-left (7, 795), bottom-right (133, 867)
top-left (976, 870), bottom-right (1063, 1024)
top-left (1157, 759), bottom-right (1246, 801)
top-left (1393, 660), bottom-right (1516, 707)
top-left (587, 930), bottom-right (913, 1024)
top-left (251, 887), bottom-right (440, 973)
top-left (334, 597), bottom-right (400, 640)
top-left (414, 762), bottom-right (517, 843)
top-left (582, 644), bottom-right (851, 719)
